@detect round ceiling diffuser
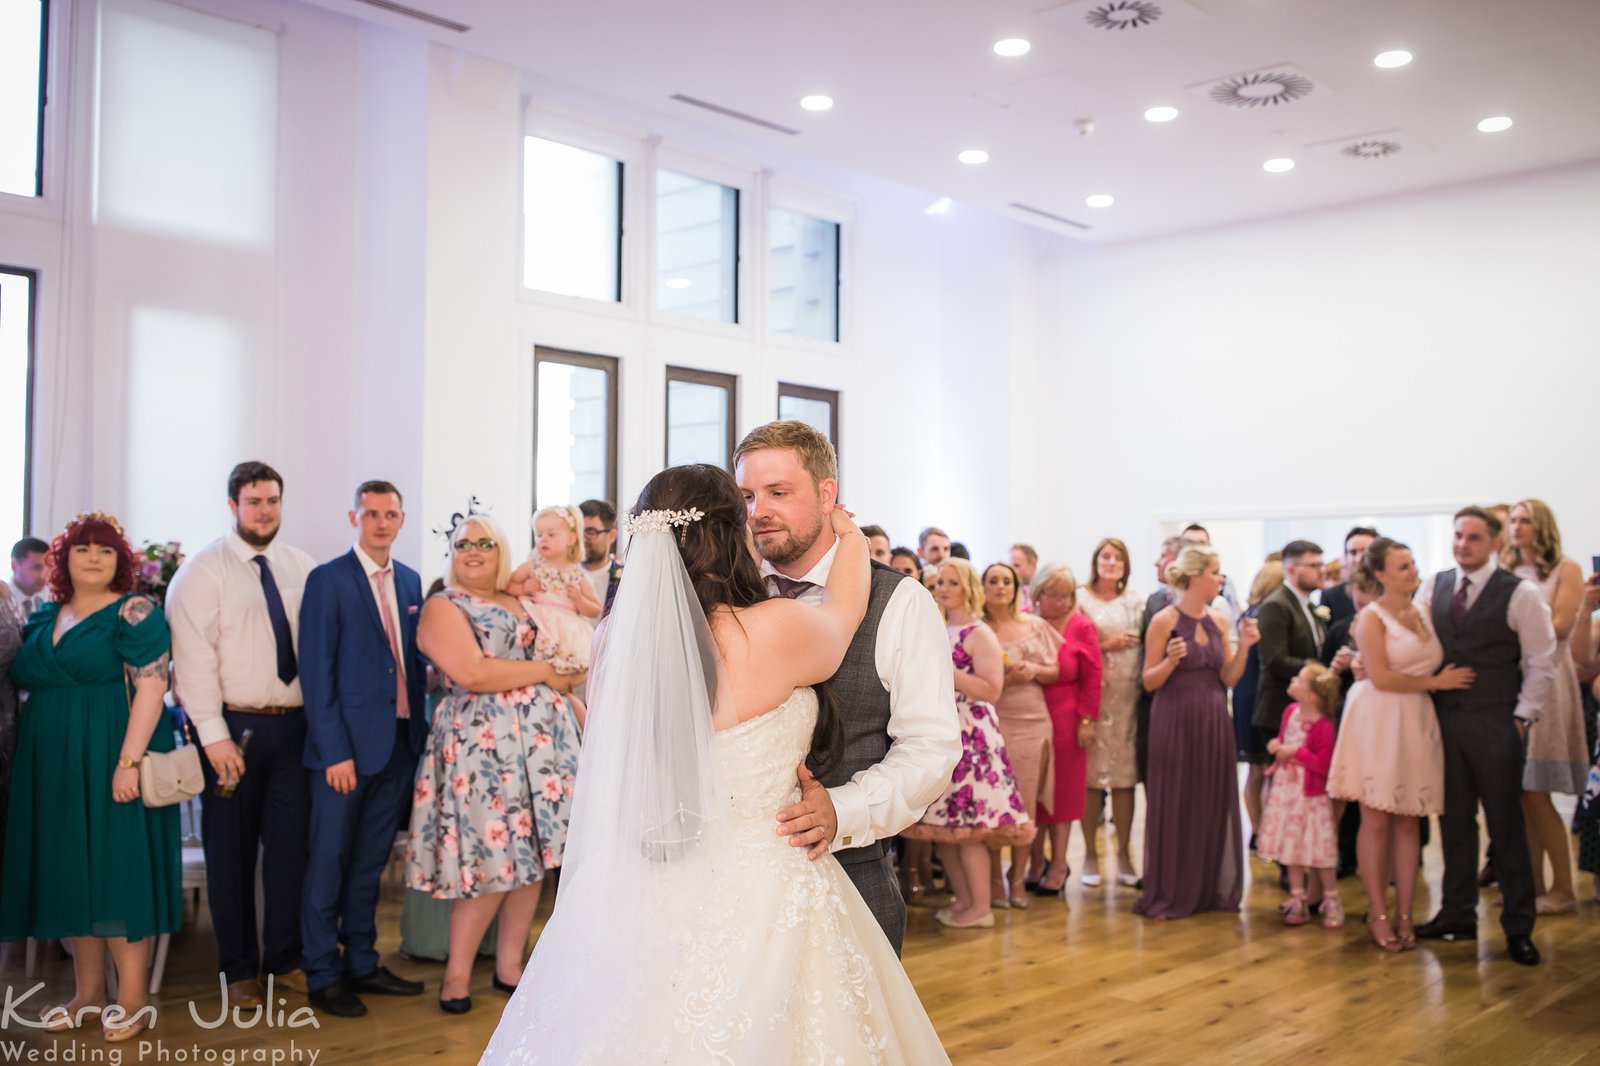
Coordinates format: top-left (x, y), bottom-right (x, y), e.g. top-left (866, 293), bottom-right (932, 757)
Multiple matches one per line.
top-left (1209, 71), bottom-right (1314, 108)
top-left (1084, 1), bottom-right (1162, 31)
top-left (1341, 139), bottom-right (1401, 159)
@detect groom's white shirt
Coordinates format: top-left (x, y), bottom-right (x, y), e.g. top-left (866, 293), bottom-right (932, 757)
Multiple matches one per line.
top-left (762, 535), bottom-right (960, 854)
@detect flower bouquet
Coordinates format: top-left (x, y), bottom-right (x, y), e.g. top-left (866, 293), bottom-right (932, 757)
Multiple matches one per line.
top-left (136, 541), bottom-right (184, 606)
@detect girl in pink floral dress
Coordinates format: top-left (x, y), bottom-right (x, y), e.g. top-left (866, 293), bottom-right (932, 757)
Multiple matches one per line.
top-left (1257, 663), bottom-right (1342, 929)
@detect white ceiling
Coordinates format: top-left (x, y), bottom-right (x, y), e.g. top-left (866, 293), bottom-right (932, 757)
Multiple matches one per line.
top-left (309, 0), bottom-right (1600, 243)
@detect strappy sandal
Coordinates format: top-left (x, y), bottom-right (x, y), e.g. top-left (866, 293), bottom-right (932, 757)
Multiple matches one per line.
top-left (1319, 897), bottom-right (1345, 930)
top-left (1282, 894), bottom-right (1310, 927)
top-left (1395, 914), bottom-right (1417, 951)
top-left (39, 1004), bottom-right (82, 1033)
top-left (1365, 912), bottom-right (1402, 953)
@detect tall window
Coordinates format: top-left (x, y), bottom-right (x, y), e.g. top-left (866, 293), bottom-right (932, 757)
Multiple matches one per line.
top-left (0, 0), bottom-right (47, 197)
top-left (777, 383), bottom-right (838, 446)
top-left (665, 367), bottom-right (737, 469)
top-left (534, 348), bottom-right (618, 509)
top-left (523, 136), bottom-right (623, 302)
top-left (0, 267), bottom-right (36, 541)
top-left (655, 170), bottom-right (738, 323)
top-left (768, 209), bottom-right (840, 342)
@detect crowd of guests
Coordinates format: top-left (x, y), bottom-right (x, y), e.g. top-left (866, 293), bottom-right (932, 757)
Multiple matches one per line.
top-left (3, 471), bottom-right (1598, 1042)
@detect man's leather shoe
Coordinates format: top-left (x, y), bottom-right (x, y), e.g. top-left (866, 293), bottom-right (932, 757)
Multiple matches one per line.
top-left (226, 980), bottom-right (263, 1008)
top-left (1414, 918), bottom-right (1477, 941)
top-left (269, 969), bottom-right (308, 994)
top-left (309, 980), bottom-right (367, 1018)
top-left (349, 965), bottom-right (423, 996)
top-left (1506, 935), bottom-right (1541, 966)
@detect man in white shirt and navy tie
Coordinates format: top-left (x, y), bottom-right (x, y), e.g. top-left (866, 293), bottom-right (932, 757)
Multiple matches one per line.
top-left (166, 462), bottom-right (317, 1008)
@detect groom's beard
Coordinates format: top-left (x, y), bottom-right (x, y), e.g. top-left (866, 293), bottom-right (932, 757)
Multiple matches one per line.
top-left (751, 514), bottom-right (825, 567)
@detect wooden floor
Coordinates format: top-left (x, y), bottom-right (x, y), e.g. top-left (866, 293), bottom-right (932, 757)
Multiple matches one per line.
top-left (4, 805), bottom-right (1600, 1065)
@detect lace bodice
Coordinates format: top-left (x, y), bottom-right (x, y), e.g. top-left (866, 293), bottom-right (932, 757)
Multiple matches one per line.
top-left (713, 687), bottom-right (818, 825)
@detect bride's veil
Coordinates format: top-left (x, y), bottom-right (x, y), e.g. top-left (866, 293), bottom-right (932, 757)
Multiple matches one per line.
top-left (480, 507), bottom-right (730, 1064)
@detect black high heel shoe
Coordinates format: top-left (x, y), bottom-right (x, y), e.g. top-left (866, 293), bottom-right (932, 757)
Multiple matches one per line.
top-left (439, 995), bottom-right (471, 1014)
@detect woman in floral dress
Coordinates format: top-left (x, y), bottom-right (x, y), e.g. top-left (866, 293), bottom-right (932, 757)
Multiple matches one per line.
top-left (406, 515), bottom-right (584, 1012)
top-left (903, 559), bottom-right (1034, 929)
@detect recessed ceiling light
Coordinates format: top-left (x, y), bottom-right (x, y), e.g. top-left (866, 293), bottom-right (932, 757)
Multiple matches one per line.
top-left (1263, 157), bottom-right (1296, 173)
top-left (799, 95), bottom-right (833, 112)
top-left (1477, 115), bottom-right (1513, 133)
top-left (958, 149), bottom-right (990, 165)
top-left (993, 38), bottom-right (1030, 57)
top-left (665, 277), bottom-right (692, 289)
top-left (1144, 106), bottom-right (1179, 123)
top-left (924, 197), bottom-right (954, 216)
top-left (1373, 50), bottom-right (1412, 69)
top-left (1085, 194), bottom-right (1115, 208)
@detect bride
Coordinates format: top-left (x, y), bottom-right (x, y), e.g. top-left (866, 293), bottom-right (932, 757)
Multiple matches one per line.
top-left (479, 464), bottom-right (949, 1064)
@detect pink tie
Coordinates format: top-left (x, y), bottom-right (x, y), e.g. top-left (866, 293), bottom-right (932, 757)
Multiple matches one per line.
top-left (373, 568), bottom-right (409, 719)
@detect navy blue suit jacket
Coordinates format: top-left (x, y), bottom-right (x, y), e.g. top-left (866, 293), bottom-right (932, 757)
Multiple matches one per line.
top-left (298, 549), bottom-right (428, 775)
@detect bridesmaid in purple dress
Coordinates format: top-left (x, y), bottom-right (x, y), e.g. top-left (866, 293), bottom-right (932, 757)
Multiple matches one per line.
top-left (1135, 545), bottom-right (1258, 920)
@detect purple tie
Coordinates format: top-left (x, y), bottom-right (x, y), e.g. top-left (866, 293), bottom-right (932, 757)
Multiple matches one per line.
top-left (771, 575), bottom-right (817, 600)
top-left (1450, 575), bottom-right (1471, 629)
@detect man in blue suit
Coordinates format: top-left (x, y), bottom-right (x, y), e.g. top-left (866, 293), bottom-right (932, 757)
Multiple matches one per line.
top-left (299, 480), bottom-right (429, 1017)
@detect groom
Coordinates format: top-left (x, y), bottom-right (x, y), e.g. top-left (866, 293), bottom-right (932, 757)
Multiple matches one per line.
top-left (735, 421), bottom-right (959, 954)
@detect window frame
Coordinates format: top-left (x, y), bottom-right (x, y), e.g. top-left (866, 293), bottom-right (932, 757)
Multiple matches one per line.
top-left (664, 365), bottom-right (738, 471)
top-left (651, 148), bottom-right (755, 335)
top-left (0, 264), bottom-right (38, 540)
top-left (776, 381), bottom-right (839, 449)
top-left (518, 134), bottom-right (625, 306)
top-left (532, 346), bottom-right (619, 511)
top-left (0, 0), bottom-right (50, 203)
top-left (765, 179), bottom-right (852, 350)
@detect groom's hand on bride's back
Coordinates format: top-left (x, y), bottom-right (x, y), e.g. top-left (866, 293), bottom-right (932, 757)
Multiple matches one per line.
top-left (776, 763), bottom-right (838, 861)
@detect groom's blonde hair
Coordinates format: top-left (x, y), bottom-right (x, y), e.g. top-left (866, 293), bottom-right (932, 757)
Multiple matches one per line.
top-left (733, 421), bottom-right (838, 489)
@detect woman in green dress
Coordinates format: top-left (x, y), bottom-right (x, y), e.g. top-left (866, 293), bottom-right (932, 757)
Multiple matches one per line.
top-left (0, 513), bottom-right (181, 1042)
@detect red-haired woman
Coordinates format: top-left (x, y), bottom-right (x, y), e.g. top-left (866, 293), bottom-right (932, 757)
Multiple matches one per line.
top-left (0, 514), bottom-right (180, 1042)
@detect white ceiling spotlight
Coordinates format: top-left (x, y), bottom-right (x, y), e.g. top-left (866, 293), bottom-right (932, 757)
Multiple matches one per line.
top-left (799, 95), bottom-right (834, 112)
top-left (1144, 105), bottom-right (1179, 123)
top-left (1085, 194), bottom-right (1115, 208)
top-left (958, 149), bottom-right (990, 165)
top-left (1373, 50), bottom-right (1413, 69)
top-left (993, 38), bottom-right (1031, 57)
top-left (924, 197), bottom-right (954, 216)
top-left (1262, 157), bottom-right (1296, 173)
top-left (1477, 116), bottom-right (1513, 133)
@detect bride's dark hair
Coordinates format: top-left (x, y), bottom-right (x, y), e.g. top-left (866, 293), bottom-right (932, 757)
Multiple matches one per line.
top-left (626, 463), bottom-right (843, 774)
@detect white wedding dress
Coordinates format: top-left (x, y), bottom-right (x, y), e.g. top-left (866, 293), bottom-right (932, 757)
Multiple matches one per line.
top-left (480, 687), bottom-right (951, 1064)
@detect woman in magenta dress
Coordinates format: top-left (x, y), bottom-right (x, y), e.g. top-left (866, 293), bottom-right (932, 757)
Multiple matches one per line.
top-left (1136, 545), bottom-right (1257, 920)
top-left (1028, 564), bottom-right (1102, 896)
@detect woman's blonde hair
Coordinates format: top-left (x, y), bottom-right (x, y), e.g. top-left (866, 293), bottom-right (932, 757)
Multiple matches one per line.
top-left (1033, 562), bottom-right (1078, 607)
top-left (1166, 544), bottom-right (1218, 590)
top-left (1247, 560), bottom-right (1284, 607)
top-left (533, 504), bottom-right (583, 564)
top-left (981, 562), bottom-right (1023, 624)
top-left (1299, 662), bottom-right (1342, 716)
top-left (1502, 498), bottom-right (1563, 580)
top-left (937, 558), bottom-right (986, 619)
top-left (445, 516), bottom-right (513, 591)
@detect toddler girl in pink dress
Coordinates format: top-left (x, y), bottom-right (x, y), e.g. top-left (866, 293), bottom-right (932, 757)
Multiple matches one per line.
top-left (1257, 663), bottom-right (1342, 929)
top-left (509, 505), bottom-right (601, 674)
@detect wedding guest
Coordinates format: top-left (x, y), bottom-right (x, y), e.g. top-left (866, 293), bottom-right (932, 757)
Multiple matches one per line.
top-left (982, 562), bottom-right (1060, 906)
top-left (902, 559), bottom-right (1033, 928)
top-left (0, 513), bottom-right (179, 1042)
top-left (0, 584), bottom-right (18, 865)
top-left (166, 461), bottom-right (316, 1007)
top-left (298, 481), bottom-right (430, 1017)
top-left (1178, 524), bottom-right (1239, 612)
top-left (918, 528), bottom-right (950, 567)
top-left (950, 543), bottom-right (971, 561)
top-left (1011, 544), bottom-right (1038, 614)
top-left (1504, 499), bottom-right (1589, 914)
top-left (577, 500), bottom-right (622, 617)
top-left (1322, 559), bottom-right (1342, 590)
top-left (1327, 538), bottom-right (1463, 951)
top-left (1136, 536), bottom-right (1189, 781)
top-left (889, 548), bottom-right (921, 582)
top-left (1415, 506), bottom-right (1555, 966)
top-left (861, 525), bottom-right (893, 566)
top-left (1258, 664), bottom-right (1342, 929)
top-left (1136, 545), bottom-right (1256, 921)
top-left (6, 537), bottom-right (50, 620)
top-left (1030, 564), bottom-right (1101, 895)
top-left (1318, 527), bottom-right (1377, 626)
top-left (1235, 559), bottom-right (1283, 850)
top-left (408, 514), bottom-right (583, 1013)
top-left (1076, 537), bottom-right (1143, 888)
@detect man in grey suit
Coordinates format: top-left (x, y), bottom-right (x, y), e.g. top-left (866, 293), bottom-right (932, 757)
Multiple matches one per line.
top-left (735, 421), bottom-right (959, 955)
top-left (1252, 540), bottom-right (1329, 743)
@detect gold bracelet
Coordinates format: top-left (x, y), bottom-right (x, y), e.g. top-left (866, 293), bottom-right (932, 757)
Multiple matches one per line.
top-left (116, 755), bottom-right (142, 770)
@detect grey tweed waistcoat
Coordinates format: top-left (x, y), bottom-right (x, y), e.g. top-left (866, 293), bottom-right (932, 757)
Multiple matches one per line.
top-left (1429, 566), bottom-right (1523, 717)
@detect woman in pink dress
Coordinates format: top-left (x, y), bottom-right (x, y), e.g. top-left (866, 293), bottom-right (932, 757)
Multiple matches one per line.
top-left (1028, 564), bottom-right (1102, 896)
top-left (1327, 537), bottom-right (1473, 950)
top-left (902, 560), bottom-right (1034, 929)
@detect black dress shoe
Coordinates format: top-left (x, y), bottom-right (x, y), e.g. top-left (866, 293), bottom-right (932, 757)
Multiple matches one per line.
top-left (1414, 918), bottom-right (1477, 942)
top-left (492, 976), bottom-right (519, 995)
top-left (309, 980), bottom-right (367, 1018)
top-left (1506, 935), bottom-right (1541, 966)
top-left (438, 995), bottom-right (472, 1014)
top-left (349, 965), bottom-right (424, 996)
top-left (1023, 880), bottom-right (1041, 894)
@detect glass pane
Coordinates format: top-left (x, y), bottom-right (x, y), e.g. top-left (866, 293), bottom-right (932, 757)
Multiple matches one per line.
top-left (523, 136), bottom-right (621, 301)
top-left (536, 360), bottom-right (610, 508)
top-left (0, 0), bottom-right (45, 196)
top-left (656, 170), bottom-right (738, 323)
top-left (778, 394), bottom-right (833, 442)
top-left (0, 270), bottom-right (32, 541)
top-left (666, 379), bottom-right (730, 467)
top-left (768, 209), bottom-right (839, 342)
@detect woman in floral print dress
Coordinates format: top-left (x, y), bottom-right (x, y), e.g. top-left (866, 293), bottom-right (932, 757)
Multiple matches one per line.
top-left (406, 516), bottom-right (584, 1011)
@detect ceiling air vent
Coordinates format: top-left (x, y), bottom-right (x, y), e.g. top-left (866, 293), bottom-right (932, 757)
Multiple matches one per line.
top-left (1341, 138), bottom-right (1401, 159)
top-left (349, 0), bottom-right (468, 32)
top-left (669, 95), bottom-right (800, 136)
top-left (1010, 203), bottom-right (1090, 230)
top-left (1085, 0), bottom-right (1162, 30)
top-left (1190, 64), bottom-right (1323, 109)
top-left (1041, 0), bottom-right (1205, 36)
top-left (1308, 129), bottom-right (1426, 162)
